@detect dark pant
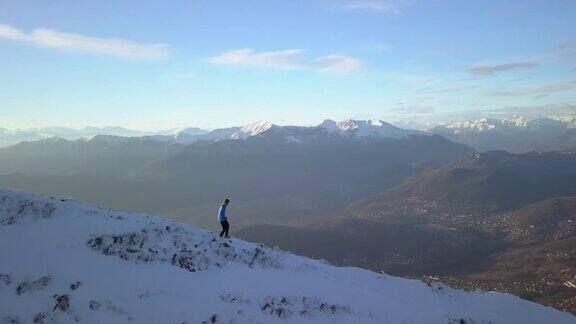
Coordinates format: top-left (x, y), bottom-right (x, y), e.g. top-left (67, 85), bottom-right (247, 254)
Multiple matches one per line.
top-left (219, 220), bottom-right (230, 237)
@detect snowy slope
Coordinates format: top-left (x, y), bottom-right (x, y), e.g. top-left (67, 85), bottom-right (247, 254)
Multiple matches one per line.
top-left (0, 190), bottom-right (573, 324)
top-left (231, 121), bottom-right (277, 139)
top-left (319, 119), bottom-right (421, 138)
top-left (171, 122), bottom-right (276, 144)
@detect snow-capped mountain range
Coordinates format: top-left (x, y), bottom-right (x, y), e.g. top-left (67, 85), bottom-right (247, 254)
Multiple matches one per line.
top-left (2, 114), bottom-right (575, 150)
top-left (0, 119), bottom-right (419, 147)
top-left (320, 119), bottom-right (420, 138)
top-left (15, 119), bottom-right (418, 147)
top-left (430, 114), bottom-right (576, 152)
top-left (155, 119), bottom-right (422, 145)
top-left (0, 189), bottom-right (573, 323)
top-left (551, 114), bottom-right (576, 128)
top-left (435, 115), bottom-right (575, 134)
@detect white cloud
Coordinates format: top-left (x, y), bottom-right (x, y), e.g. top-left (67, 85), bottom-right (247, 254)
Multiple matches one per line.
top-left (0, 22), bottom-right (171, 59)
top-left (339, 0), bottom-right (412, 13)
top-left (467, 60), bottom-right (538, 76)
top-left (208, 49), bottom-right (305, 69)
top-left (209, 49), bottom-right (362, 73)
top-left (484, 81), bottom-right (576, 97)
top-left (314, 54), bottom-right (362, 72)
top-left (0, 23), bottom-right (25, 40)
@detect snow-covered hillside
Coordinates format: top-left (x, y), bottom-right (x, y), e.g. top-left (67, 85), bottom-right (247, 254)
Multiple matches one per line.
top-left (231, 121), bottom-right (278, 139)
top-left (0, 189), bottom-right (573, 323)
top-left (319, 119), bottom-right (421, 138)
top-left (170, 122), bottom-right (276, 144)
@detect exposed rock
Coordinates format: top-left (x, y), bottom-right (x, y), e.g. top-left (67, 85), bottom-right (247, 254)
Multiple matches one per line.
top-left (15, 276), bottom-right (51, 295)
top-left (87, 226), bottom-right (281, 273)
top-left (52, 294), bottom-right (70, 312)
top-left (69, 281), bottom-right (82, 291)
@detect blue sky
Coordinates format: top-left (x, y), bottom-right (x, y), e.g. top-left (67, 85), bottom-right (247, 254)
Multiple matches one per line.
top-left (0, 0), bottom-right (575, 130)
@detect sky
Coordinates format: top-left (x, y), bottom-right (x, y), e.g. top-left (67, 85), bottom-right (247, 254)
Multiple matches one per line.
top-left (0, 0), bottom-right (575, 130)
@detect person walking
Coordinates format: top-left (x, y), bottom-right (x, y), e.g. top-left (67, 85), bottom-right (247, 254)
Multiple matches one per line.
top-left (218, 198), bottom-right (231, 238)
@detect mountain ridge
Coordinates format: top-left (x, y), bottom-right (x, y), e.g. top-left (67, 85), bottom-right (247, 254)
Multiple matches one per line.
top-left (3, 114), bottom-right (576, 151)
top-left (430, 114), bottom-right (576, 153)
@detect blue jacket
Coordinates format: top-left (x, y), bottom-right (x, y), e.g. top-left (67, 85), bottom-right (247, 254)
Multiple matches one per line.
top-left (217, 204), bottom-right (228, 221)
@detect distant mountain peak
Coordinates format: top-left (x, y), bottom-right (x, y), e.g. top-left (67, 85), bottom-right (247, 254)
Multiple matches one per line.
top-left (338, 119), bottom-right (389, 130)
top-left (442, 118), bottom-right (500, 132)
top-left (439, 115), bottom-right (569, 133)
top-left (178, 127), bottom-right (208, 136)
top-left (550, 114), bottom-right (576, 128)
top-left (502, 115), bottom-right (533, 126)
top-left (82, 125), bottom-right (130, 132)
top-left (233, 121), bottom-right (277, 139)
top-left (431, 114), bottom-right (575, 153)
top-left (318, 119), bottom-right (339, 131)
top-left (319, 118), bottom-right (420, 138)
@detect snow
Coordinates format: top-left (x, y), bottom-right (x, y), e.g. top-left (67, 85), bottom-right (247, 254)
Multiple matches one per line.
top-left (171, 122), bottom-right (276, 144)
top-left (319, 118), bottom-right (421, 139)
top-left (439, 115), bottom-right (576, 134)
top-left (3, 115), bottom-right (576, 149)
top-left (0, 190), bottom-right (574, 323)
top-left (231, 121), bottom-right (276, 139)
top-left (85, 135), bottom-right (133, 144)
top-left (444, 119), bottom-right (500, 132)
top-left (551, 114), bottom-right (576, 128)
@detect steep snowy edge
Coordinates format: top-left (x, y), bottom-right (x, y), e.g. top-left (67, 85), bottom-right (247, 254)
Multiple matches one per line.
top-left (0, 189), bottom-right (574, 323)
